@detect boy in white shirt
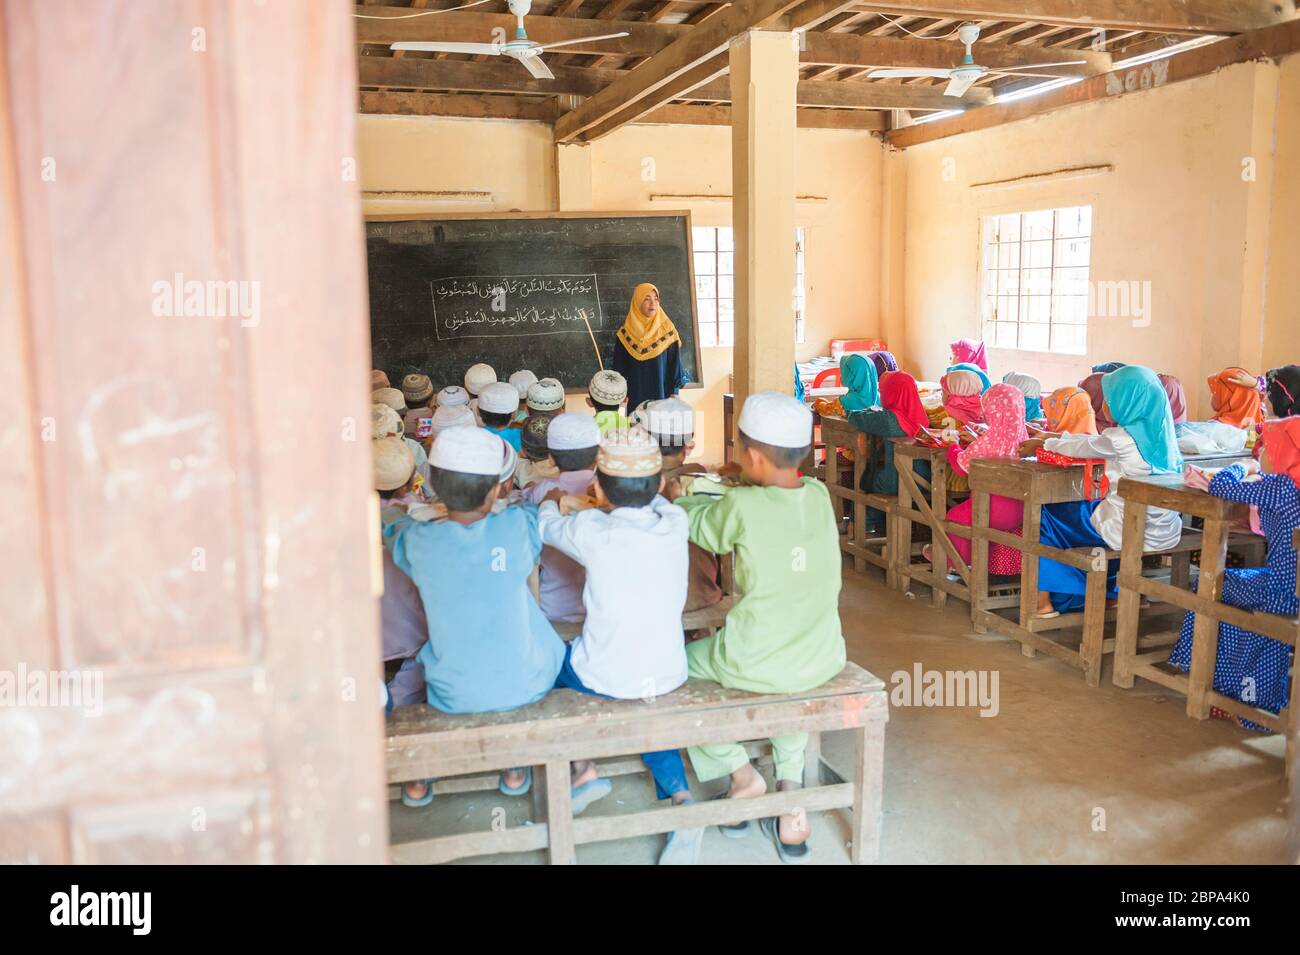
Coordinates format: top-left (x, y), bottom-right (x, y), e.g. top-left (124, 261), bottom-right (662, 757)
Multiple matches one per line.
top-left (537, 425), bottom-right (702, 865)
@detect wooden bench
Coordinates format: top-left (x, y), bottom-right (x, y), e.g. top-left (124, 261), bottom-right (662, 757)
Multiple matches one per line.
top-left (385, 662), bottom-right (889, 864)
top-left (1113, 475), bottom-right (1297, 778)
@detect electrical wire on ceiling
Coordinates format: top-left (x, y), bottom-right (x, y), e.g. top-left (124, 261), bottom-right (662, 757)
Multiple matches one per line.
top-left (872, 14), bottom-right (963, 40)
top-left (354, 1), bottom-right (492, 18)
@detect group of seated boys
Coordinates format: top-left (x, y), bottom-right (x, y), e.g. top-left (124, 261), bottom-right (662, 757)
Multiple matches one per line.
top-left (369, 363), bottom-right (848, 865)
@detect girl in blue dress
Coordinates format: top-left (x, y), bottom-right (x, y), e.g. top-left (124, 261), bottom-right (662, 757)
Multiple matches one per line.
top-left (1168, 417), bottom-right (1300, 729)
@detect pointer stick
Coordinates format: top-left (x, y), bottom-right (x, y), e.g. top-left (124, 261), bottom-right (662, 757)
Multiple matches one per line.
top-left (579, 308), bottom-right (604, 371)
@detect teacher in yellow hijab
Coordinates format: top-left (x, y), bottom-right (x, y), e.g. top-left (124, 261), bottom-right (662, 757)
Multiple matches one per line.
top-left (611, 282), bottom-right (689, 411)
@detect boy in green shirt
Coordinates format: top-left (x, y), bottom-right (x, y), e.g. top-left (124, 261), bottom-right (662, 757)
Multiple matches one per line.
top-left (668, 390), bottom-right (846, 864)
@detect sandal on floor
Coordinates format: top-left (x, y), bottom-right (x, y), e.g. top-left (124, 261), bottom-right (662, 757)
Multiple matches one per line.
top-left (498, 767), bottom-right (532, 797)
top-left (570, 777), bottom-right (612, 815)
top-left (759, 815), bottom-right (811, 865)
top-left (401, 780), bottom-right (434, 808)
top-left (711, 791), bottom-right (751, 838)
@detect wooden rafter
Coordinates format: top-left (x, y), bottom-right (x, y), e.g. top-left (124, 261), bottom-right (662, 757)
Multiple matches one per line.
top-left (552, 0), bottom-right (818, 143)
top-left (849, 2), bottom-right (1295, 36)
top-left (886, 16), bottom-right (1300, 147)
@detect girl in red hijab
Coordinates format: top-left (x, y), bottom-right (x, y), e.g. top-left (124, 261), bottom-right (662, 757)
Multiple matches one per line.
top-left (1208, 366), bottom-right (1263, 429)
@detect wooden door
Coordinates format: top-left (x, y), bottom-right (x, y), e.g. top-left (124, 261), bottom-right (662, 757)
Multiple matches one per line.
top-left (0, 0), bottom-right (386, 862)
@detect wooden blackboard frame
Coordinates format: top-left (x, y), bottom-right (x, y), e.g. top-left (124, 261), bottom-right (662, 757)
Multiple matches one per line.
top-left (364, 209), bottom-right (705, 393)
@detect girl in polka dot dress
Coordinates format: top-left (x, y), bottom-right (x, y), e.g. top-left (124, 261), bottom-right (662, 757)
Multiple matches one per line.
top-left (1168, 417), bottom-right (1300, 731)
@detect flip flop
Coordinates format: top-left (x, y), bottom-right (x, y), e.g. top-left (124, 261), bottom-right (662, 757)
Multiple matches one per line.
top-left (759, 815), bottom-right (811, 865)
top-left (401, 780), bottom-right (434, 808)
top-left (499, 767), bottom-right (532, 797)
top-left (570, 777), bottom-right (612, 815)
top-left (657, 802), bottom-right (705, 866)
top-left (711, 791), bottom-right (750, 838)
top-left (1036, 609), bottom-right (1060, 619)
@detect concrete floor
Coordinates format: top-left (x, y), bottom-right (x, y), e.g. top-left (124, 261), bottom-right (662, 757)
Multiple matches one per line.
top-left (390, 561), bottom-right (1292, 864)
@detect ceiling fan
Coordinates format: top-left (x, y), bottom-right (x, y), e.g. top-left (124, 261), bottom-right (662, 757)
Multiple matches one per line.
top-left (868, 23), bottom-right (1087, 98)
top-left (389, 0), bottom-right (629, 80)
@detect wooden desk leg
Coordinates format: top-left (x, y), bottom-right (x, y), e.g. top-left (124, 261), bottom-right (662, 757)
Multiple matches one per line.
top-left (804, 731), bottom-right (822, 788)
top-left (1286, 665), bottom-right (1296, 781)
top-left (1187, 517), bottom-right (1229, 720)
top-left (1113, 501), bottom-right (1148, 689)
top-left (1080, 566), bottom-right (1106, 687)
top-left (1018, 489), bottom-right (1042, 658)
top-left (853, 450), bottom-right (867, 575)
top-left (896, 464), bottom-right (913, 595)
top-left (543, 760), bottom-right (576, 864)
top-left (971, 490), bottom-right (990, 634)
top-left (930, 458), bottom-right (948, 609)
top-left (850, 721), bottom-right (885, 865)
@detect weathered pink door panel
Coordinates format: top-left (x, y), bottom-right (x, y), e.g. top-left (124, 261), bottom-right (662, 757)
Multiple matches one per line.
top-left (0, 0), bottom-right (386, 863)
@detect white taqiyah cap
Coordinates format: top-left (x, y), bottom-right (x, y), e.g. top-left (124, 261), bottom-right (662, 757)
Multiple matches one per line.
top-left (429, 425), bottom-right (505, 477)
top-left (547, 412), bottom-right (601, 451)
top-left (498, 440), bottom-right (518, 483)
top-left (431, 403), bottom-right (475, 437)
top-left (464, 363), bottom-right (497, 396)
top-left (437, 385), bottom-right (470, 408)
top-left (589, 369), bottom-right (628, 405)
top-left (372, 387), bottom-right (406, 412)
top-left (373, 435), bottom-right (416, 491)
top-left (642, 397), bottom-right (694, 438)
top-left (478, 381), bottom-right (521, 415)
top-left (527, 377), bottom-right (565, 412)
top-left (371, 403), bottom-right (404, 440)
top-left (508, 370), bottom-right (538, 399)
top-left (737, 390), bottom-right (812, 449)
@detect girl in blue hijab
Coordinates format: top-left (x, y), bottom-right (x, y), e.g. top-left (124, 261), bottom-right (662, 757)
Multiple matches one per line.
top-left (1019, 365), bottom-right (1185, 618)
top-left (946, 362), bottom-right (991, 392)
top-left (839, 353), bottom-right (880, 413)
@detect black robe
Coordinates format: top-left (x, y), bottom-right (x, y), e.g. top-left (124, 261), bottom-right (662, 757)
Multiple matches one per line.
top-left (611, 338), bottom-right (688, 411)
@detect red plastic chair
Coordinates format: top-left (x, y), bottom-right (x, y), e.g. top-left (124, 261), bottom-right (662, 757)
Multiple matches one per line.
top-left (811, 368), bottom-right (841, 389)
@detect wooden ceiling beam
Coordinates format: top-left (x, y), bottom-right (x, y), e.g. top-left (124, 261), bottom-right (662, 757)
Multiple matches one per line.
top-left (358, 90), bottom-right (560, 121)
top-left (637, 103), bottom-right (888, 129)
top-left (552, 0), bottom-right (817, 143)
top-left (849, 2), bottom-right (1295, 36)
top-left (886, 17), bottom-right (1300, 147)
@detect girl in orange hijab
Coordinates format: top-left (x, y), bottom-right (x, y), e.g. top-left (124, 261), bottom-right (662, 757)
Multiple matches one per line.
top-left (1207, 366), bottom-right (1263, 429)
top-left (1040, 386), bottom-right (1098, 436)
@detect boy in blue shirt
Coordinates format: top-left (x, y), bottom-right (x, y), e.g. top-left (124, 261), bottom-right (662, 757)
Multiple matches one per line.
top-left (477, 381), bottom-right (523, 452)
top-left (385, 426), bottom-right (576, 807)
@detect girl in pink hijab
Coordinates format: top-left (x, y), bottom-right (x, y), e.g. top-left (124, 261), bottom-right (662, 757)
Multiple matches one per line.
top-left (1079, 372), bottom-right (1117, 430)
top-left (1158, 373), bottom-right (1188, 424)
top-left (942, 368), bottom-right (986, 425)
top-left (925, 384), bottom-right (1029, 574)
top-left (949, 338), bottom-right (988, 372)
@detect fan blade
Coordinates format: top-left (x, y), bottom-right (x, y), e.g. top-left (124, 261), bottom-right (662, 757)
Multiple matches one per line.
top-left (390, 41), bottom-right (502, 55)
top-left (868, 67), bottom-right (953, 79)
top-left (944, 73), bottom-right (979, 97)
top-left (535, 32), bottom-right (630, 52)
top-left (989, 59), bottom-right (1088, 72)
top-left (517, 52), bottom-right (555, 80)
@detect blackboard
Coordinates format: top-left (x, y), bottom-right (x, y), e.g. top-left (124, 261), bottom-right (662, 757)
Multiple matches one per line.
top-left (365, 212), bottom-right (702, 394)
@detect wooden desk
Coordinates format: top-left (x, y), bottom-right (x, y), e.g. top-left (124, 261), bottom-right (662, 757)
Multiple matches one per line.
top-left (819, 414), bottom-right (894, 581)
top-left (967, 458), bottom-right (1125, 685)
top-left (1113, 475), bottom-right (1296, 777)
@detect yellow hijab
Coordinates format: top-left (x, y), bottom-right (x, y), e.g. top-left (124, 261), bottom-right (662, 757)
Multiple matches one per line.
top-left (616, 282), bottom-right (681, 361)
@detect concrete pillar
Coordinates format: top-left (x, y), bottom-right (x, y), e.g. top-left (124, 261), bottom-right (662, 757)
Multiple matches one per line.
top-left (555, 143), bottom-right (593, 211)
top-left (730, 29), bottom-right (798, 419)
top-left (880, 144), bottom-right (908, 369)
